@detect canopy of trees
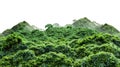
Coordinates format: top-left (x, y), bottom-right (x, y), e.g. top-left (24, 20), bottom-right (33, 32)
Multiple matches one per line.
top-left (0, 17), bottom-right (120, 67)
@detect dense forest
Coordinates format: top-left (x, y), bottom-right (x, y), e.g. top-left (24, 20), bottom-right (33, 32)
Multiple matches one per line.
top-left (0, 17), bottom-right (120, 67)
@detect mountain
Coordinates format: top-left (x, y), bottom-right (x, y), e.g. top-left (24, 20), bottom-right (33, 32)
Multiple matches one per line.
top-left (2, 21), bottom-right (36, 36)
top-left (0, 17), bottom-right (120, 67)
top-left (11, 21), bottom-right (35, 32)
top-left (100, 23), bottom-right (119, 34)
top-left (72, 17), bottom-right (100, 29)
top-left (72, 17), bottom-right (119, 34)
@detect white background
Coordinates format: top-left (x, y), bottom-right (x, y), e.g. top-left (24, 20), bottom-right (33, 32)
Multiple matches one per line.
top-left (0, 0), bottom-right (120, 33)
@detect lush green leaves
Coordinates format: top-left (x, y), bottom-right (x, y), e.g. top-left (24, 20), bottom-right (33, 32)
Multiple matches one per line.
top-left (0, 18), bottom-right (120, 67)
top-left (74, 52), bottom-right (119, 67)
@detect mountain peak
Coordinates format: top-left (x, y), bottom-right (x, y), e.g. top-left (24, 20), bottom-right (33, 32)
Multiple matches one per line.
top-left (11, 21), bottom-right (30, 30)
top-left (73, 17), bottom-right (91, 23)
top-left (20, 21), bottom-right (29, 25)
top-left (12, 21), bottom-right (36, 31)
top-left (100, 23), bottom-right (119, 34)
top-left (2, 21), bottom-right (35, 35)
top-left (72, 17), bottom-right (99, 29)
top-left (72, 17), bottom-right (119, 34)
top-left (80, 17), bottom-right (91, 22)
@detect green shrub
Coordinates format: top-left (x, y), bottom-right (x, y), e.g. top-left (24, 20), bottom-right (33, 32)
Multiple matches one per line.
top-left (74, 52), bottom-right (119, 67)
top-left (79, 33), bottom-right (120, 46)
top-left (3, 33), bottom-right (22, 51)
top-left (75, 46), bottom-right (91, 59)
top-left (88, 43), bottom-right (120, 58)
top-left (29, 45), bottom-right (45, 55)
top-left (13, 49), bottom-right (35, 64)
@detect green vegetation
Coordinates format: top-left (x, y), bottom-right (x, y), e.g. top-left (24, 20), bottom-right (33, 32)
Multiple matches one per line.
top-left (0, 17), bottom-right (120, 67)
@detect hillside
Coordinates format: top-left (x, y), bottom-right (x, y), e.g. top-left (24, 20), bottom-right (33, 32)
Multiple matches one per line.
top-left (0, 17), bottom-right (120, 67)
top-left (72, 17), bottom-right (100, 29)
top-left (72, 17), bottom-right (119, 34)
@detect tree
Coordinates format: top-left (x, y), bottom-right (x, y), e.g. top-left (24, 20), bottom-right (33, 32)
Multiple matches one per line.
top-left (3, 33), bottom-right (22, 50)
top-left (45, 24), bottom-right (53, 29)
top-left (74, 52), bottom-right (119, 67)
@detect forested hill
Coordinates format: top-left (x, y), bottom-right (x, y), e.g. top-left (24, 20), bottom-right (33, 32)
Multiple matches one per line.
top-left (0, 17), bottom-right (120, 67)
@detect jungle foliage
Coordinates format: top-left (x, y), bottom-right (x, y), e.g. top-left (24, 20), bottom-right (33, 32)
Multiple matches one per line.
top-left (0, 17), bottom-right (120, 67)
